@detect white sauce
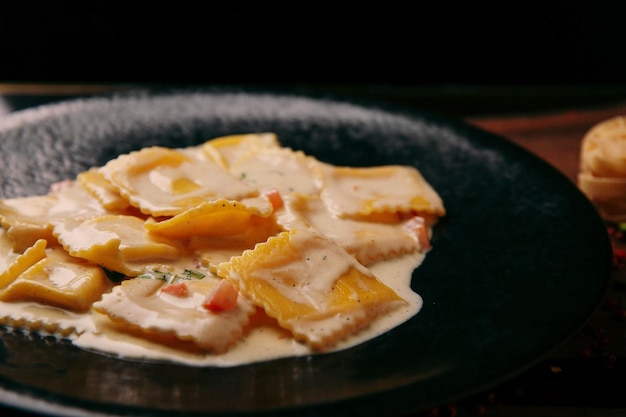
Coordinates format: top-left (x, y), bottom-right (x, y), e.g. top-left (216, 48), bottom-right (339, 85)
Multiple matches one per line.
top-left (73, 252), bottom-right (424, 366)
top-left (0, 252), bottom-right (423, 367)
top-left (0, 137), bottom-right (441, 367)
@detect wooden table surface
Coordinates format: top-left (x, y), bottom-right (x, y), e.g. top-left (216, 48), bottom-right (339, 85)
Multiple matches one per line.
top-left (469, 103), bottom-right (626, 185)
top-left (1, 83), bottom-right (625, 417)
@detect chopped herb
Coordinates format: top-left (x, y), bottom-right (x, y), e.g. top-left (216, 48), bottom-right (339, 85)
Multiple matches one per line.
top-left (136, 270), bottom-right (176, 283)
top-left (136, 268), bottom-right (205, 284)
top-left (182, 269), bottom-right (205, 280)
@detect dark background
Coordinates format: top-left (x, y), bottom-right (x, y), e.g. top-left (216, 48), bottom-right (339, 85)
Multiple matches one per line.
top-left (0, 1), bottom-right (624, 86)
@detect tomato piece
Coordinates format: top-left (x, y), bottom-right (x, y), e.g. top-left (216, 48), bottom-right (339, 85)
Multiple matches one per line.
top-left (405, 216), bottom-right (431, 250)
top-left (160, 282), bottom-right (188, 297)
top-left (203, 279), bottom-right (238, 311)
top-left (264, 188), bottom-right (283, 209)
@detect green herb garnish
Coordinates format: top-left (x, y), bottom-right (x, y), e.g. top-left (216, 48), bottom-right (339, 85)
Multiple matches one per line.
top-left (182, 269), bottom-right (206, 279)
top-left (136, 268), bottom-right (205, 284)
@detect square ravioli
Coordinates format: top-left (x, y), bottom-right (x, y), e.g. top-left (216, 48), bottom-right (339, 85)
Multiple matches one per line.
top-left (93, 276), bottom-right (256, 353)
top-left (100, 146), bottom-right (258, 216)
top-left (314, 162), bottom-right (445, 220)
top-left (218, 229), bottom-right (407, 350)
top-left (0, 244), bottom-right (111, 312)
top-left (0, 131), bottom-right (445, 365)
top-left (277, 194), bottom-right (425, 265)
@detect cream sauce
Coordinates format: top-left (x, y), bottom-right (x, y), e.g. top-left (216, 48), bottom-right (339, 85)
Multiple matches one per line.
top-left (74, 252), bottom-right (424, 366)
top-left (0, 135), bottom-right (442, 367)
top-left (0, 252), bottom-right (423, 367)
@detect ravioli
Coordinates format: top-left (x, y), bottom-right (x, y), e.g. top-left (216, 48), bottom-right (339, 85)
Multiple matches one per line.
top-left (218, 229), bottom-right (407, 349)
top-left (100, 146), bottom-right (258, 216)
top-left (0, 195), bottom-right (57, 251)
top-left (314, 162), bottom-right (445, 221)
top-left (144, 198), bottom-right (274, 239)
top-left (0, 194), bottom-right (57, 229)
top-left (278, 194), bottom-right (424, 265)
top-left (77, 168), bottom-right (131, 211)
top-left (93, 275), bottom-right (256, 353)
top-left (229, 146), bottom-right (320, 196)
top-left (0, 238), bottom-right (48, 289)
top-left (0, 132), bottom-right (445, 364)
top-left (53, 214), bottom-right (181, 276)
top-left (0, 245), bottom-right (111, 312)
top-left (201, 132), bottom-right (281, 168)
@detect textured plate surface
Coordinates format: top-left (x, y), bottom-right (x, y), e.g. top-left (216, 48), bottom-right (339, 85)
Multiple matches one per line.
top-left (0, 88), bottom-right (612, 417)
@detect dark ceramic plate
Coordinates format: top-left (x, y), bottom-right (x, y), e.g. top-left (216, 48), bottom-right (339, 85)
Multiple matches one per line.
top-left (0, 88), bottom-right (612, 417)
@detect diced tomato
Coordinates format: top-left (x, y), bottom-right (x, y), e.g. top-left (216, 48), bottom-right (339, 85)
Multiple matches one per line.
top-left (203, 279), bottom-right (238, 311)
top-left (160, 282), bottom-right (189, 297)
top-left (264, 188), bottom-right (283, 209)
top-left (405, 216), bottom-right (431, 250)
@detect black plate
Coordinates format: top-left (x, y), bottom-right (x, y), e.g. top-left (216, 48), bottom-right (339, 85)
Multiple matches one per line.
top-left (0, 88), bottom-right (612, 417)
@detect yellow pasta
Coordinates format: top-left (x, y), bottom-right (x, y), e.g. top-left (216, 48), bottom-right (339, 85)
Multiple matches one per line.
top-left (93, 275), bottom-right (256, 353)
top-left (53, 214), bottom-right (180, 276)
top-left (314, 162), bottom-right (445, 221)
top-left (0, 245), bottom-right (111, 312)
top-left (4, 224), bottom-right (55, 254)
top-left (190, 215), bottom-right (285, 273)
top-left (49, 180), bottom-right (111, 218)
top-left (100, 146), bottom-right (258, 216)
top-left (77, 168), bottom-right (131, 211)
top-left (278, 194), bottom-right (423, 265)
top-left (218, 229), bottom-right (407, 349)
top-left (0, 239), bottom-right (47, 289)
top-left (0, 132), bottom-right (445, 363)
top-left (200, 132), bottom-right (281, 168)
top-left (0, 194), bottom-right (57, 228)
top-left (229, 146), bottom-right (320, 196)
top-left (145, 197), bottom-right (274, 239)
